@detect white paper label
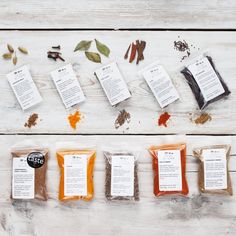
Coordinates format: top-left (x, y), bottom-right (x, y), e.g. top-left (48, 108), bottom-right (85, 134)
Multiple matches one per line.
top-left (51, 64), bottom-right (85, 108)
top-left (12, 157), bottom-right (35, 199)
top-left (111, 155), bottom-right (134, 196)
top-left (64, 154), bottom-right (88, 196)
top-left (187, 57), bottom-right (225, 102)
top-left (94, 63), bottom-right (131, 106)
top-left (157, 150), bottom-right (182, 191)
top-left (203, 149), bottom-right (227, 190)
top-left (142, 62), bottom-right (179, 108)
top-left (7, 66), bottom-right (42, 110)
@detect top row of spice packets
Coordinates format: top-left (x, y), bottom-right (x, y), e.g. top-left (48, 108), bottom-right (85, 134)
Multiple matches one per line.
top-left (6, 52), bottom-right (230, 111)
top-left (11, 141), bottom-right (233, 202)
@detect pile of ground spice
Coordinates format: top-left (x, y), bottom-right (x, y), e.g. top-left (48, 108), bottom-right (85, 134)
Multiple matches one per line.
top-left (158, 112), bottom-right (171, 127)
top-left (68, 110), bottom-right (82, 129)
top-left (115, 109), bottom-right (131, 129)
top-left (194, 113), bottom-right (212, 125)
top-left (24, 113), bottom-right (39, 128)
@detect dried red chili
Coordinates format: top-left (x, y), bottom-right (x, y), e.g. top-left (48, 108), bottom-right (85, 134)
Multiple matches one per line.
top-left (149, 143), bottom-right (189, 197)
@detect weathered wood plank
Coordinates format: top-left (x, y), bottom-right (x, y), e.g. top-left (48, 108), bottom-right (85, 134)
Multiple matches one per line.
top-left (0, 0), bottom-right (236, 29)
top-left (0, 134), bottom-right (234, 172)
top-left (0, 135), bottom-right (235, 236)
top-left (0, 31), bottom-right (235, 134)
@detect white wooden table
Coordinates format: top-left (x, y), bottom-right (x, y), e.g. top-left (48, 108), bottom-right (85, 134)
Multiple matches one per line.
top-left (0, 1), bottom-right (235, 235)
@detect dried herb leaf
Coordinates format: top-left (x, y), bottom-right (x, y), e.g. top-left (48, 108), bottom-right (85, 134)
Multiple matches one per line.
top-left (18, 47), bottom-right (28, 54)
top-left (74, 40), bottom-right (92, 52)
top-left (13, 54), bottom-right (17, 65)
top-left (2, 53), bottom-right (12, 59)
top-left (85, 51), bottom-right (101, 63)
top-left (7, 44), bottom-right (14, 53)
top-left (95, 39), bottom-right (110, 57)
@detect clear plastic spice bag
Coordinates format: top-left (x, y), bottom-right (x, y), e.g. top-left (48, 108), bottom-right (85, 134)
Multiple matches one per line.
top-left (104, 148), bottom-right (139, 201)
top-left (149, 142), bottom-right (189, 197)
top-left (56, 142), bottom-right (96, 201)
top-left (11, 140), bottom-right (49, 201)
top-left (193, 144), bottom-right (232, 195)
top-left (181, 52), bottom-right (230, 110)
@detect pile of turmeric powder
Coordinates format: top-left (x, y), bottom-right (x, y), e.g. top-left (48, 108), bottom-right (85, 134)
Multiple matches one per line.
top-left (68, 110), bottom-right (82, 129)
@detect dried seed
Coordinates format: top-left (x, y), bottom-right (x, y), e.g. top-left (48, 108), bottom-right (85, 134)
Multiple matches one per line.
top-left (13, 54), bottom-right (17, 65)
top-left (2, 53), bottom-right (12, 59)
top-left (7, 44), bottom-right (14, 53)
top-left (18, 47), bottom-right (28, 54)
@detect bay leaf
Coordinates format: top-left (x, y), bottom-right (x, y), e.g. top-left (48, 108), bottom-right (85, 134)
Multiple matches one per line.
top-left (13, 55), bottom-right (17, 65)
top-left (74, 40), bottom-right (92, 52)
top-left (85, 51), bottom-right (101, 63)
top-left (95, 39), bottom-right (110, 57)
top-left (7, 44), bottom-right (14, 53)
top-left (18, 47), bottom-right (28, 54)
top-left (2, 53), bottom-right (12, 59)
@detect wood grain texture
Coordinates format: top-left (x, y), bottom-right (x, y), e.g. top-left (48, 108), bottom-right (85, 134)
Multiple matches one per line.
top-left (0, 0), bottom-right (236, 29)
top-left (0, 31), bottom-right (235, 134)
top-left (0, 135), bottom-right (235, 236)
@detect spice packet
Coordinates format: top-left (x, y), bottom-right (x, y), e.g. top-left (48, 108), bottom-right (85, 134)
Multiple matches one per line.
top-left (141, 61), bottom-right (179, 108)
top-left (149, 141), bottom-right (189, 197)
top-left (94, 62), bottom-right (131, 106)
top-left (193, 144), bottom-right (232, 195)
top-left (181, 52), bottom-right (230, 110)
top-left (7, 65), bottom-right (42, 110)
top-left (50, 64), bottom-right (86, 109)
top-left (56, 142), bottom-right (96, 201)
top-left (11, 140), bottom-right (49, 201)
top-left (103, 147), bottom-right (139, 201)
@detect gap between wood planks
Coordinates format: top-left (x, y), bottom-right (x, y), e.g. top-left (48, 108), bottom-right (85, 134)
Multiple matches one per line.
top-left (0, 28), bottom-right (236, 31)
top-left (0, 133), bottom-right (235, 136)
top-left (0, 28), bottom-right (234, 137)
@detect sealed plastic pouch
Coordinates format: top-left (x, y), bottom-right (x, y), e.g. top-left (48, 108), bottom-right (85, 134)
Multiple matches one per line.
top-left (181, 52), bottom-right (230, 110)
top-left (103, 146), bottom-right (139, 201)
top-left (56, 142), bottom-right (96, 201)
top-left (11, 140), bottom-right (49, 201)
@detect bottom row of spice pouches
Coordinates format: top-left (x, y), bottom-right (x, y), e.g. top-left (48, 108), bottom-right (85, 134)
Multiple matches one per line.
top-left (11, 142), bottom-right (232, 201)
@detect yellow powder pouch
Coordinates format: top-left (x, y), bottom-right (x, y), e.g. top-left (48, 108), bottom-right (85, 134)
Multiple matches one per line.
top-left (56, 143), bottom-right (96, 201)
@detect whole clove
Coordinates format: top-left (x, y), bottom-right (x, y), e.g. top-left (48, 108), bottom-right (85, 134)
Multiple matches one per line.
top-left (47, 51), bottom-right (65, 61)
top-left (52, 45), bottom-right (61, 50)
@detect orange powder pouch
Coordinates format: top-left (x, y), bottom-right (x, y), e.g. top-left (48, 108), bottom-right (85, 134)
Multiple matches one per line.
top-left (149, 143), bottom-right (189, 197)
top-left (56, 143), bottom-right (96, 201)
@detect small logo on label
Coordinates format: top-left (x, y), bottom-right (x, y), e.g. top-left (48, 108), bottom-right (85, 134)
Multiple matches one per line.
top-left (27, 152), bottom-right (45, 168)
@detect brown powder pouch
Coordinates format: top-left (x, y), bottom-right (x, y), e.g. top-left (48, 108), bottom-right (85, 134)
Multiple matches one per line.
top-left (181, 54), bottom-right (230, 110)
top-left (149, 143), bottom-right (189, 197)
top-left (11, 145), bottom-right (49, 201)
top-left (104, 150), bottom-right (139, 201)
top-left (57, 148), bottom-right (96, 201)
top-left (193, 145), bottom-right (232, 195)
